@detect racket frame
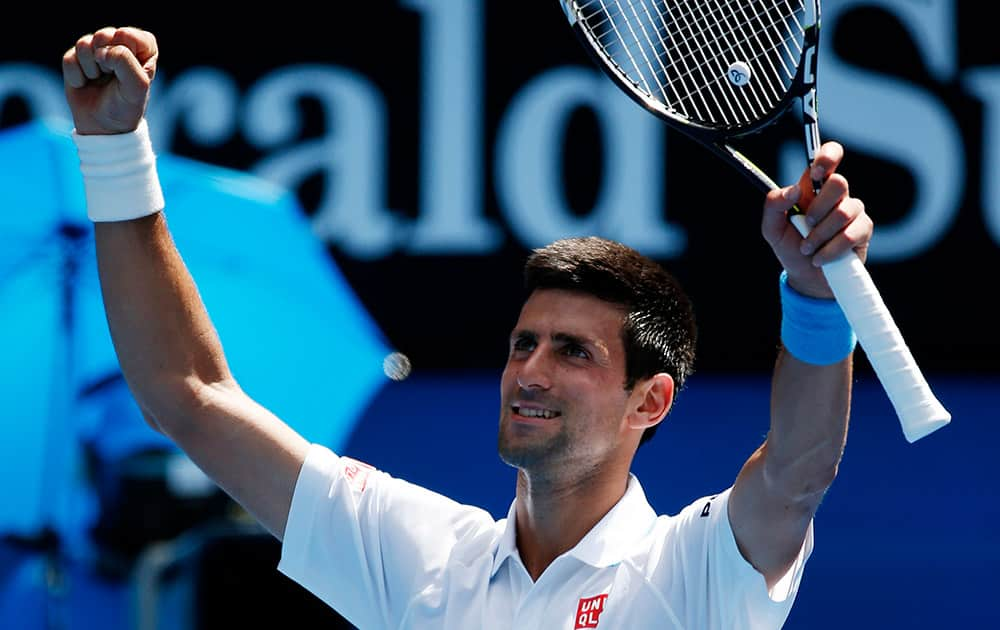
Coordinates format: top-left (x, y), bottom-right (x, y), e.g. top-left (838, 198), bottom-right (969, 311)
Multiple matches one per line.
top-left (559, 0), bottom-right (951, 442)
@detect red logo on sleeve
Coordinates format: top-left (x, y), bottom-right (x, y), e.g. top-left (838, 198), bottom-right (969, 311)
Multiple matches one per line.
top-left (342, 457), bottom-right (375, 493)
top-left (574, 594), bottom-right (608, 629)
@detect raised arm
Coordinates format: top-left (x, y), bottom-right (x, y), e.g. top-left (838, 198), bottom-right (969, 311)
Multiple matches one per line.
top-left (729, 141), bottom-right (872, 589)
top-left (62, 26), bottom-right (309, 540)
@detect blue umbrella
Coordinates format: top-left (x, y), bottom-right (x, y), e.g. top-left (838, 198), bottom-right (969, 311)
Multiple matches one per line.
top-left (0, 117), bottom-right (390, 537)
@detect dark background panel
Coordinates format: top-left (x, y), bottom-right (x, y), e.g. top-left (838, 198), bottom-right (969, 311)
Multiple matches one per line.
top-left (0, 1), bottom-right (996, 375)
top-left (0, 2), bottom-right (997, 629)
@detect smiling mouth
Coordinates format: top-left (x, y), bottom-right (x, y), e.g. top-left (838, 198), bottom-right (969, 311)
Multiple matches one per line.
top-left (512, 406), bottom-right (561, 420)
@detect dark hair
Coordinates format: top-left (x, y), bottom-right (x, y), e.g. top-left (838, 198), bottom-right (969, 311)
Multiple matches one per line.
top-left (523, 237), bottom-right (697, 446)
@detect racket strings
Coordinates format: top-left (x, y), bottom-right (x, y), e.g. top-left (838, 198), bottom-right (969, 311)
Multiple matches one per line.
top-left (590, 0), bottom-right (800, 119)
top-left (674, 0), bottom-right (782, 120)
top-left (573, 0), bottom-right (808, 128)
top-left (581, 0), bottom-right (798, 100)
top-left (581, 0), bottom-right (771, 120)
top-left (612, 0), bottom-right (800, 123)
top-left (660, 0), bottom-right (759, 123)
top-left (683, 0), bottom-right (801, 117)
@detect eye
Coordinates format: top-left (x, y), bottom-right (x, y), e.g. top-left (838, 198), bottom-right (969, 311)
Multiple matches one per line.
top-left (511, 336), bottom-right (536, 353)
top-left (562, 343), bottom-right (590, 359)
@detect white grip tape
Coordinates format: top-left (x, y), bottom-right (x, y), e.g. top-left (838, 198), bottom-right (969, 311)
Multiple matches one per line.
top-left (72, 118), bottom-right (165, 222)
top-left (790, 214), bottom-right (951, 442)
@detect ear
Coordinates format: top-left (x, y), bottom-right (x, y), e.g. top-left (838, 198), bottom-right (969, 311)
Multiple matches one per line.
top-left (626, 373), bottom-right (675, 432)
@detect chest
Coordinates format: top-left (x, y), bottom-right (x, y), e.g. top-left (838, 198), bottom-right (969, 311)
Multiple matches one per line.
top-left (399, 558), bottom-right (683, 630)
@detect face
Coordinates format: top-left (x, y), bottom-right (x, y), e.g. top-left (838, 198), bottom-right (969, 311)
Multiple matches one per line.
top-left (498, 289), bottom-right (634, 476)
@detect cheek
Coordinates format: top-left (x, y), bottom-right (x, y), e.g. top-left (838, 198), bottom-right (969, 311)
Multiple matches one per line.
top-left (585, 381), bottom-right (631, 418)
top-left (499, 365), bottom-right (516, 395)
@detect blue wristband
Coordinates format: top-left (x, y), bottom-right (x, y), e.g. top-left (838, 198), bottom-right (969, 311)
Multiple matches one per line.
top-left (779, 271), bottom-right (857, 365)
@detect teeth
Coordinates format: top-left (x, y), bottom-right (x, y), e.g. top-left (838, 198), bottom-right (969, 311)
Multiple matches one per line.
top-left (515, 406), bottom-right (559, 419)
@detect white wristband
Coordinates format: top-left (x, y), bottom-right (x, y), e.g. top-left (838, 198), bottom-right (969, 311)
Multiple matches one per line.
top-left (72, 118), bottom-right (165, 222)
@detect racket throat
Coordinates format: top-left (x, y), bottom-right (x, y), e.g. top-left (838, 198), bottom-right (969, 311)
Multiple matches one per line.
top-left (801, 12), bottom-right (823, 194)
top-left (804, 102), bottom-right (822, 194)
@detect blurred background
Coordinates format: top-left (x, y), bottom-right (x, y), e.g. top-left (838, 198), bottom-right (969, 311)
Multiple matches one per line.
top-left (0, 1), bottom-right (996, 628)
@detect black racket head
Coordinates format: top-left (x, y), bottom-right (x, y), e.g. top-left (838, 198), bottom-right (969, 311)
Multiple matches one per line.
top-left (561, 0), bottom-right (820, 138)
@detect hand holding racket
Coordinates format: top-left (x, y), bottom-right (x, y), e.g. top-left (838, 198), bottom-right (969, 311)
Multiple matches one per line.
top-left (559, 0), bottom-right (950, 442)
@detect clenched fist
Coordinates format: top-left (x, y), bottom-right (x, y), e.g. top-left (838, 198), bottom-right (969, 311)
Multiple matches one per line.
top-left (62, 26), bottom-right (158, 135)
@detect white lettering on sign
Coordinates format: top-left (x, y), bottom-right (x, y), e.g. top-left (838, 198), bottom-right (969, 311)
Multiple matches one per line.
top-left (963, 68), bottom-right (1000, 246)
top-left (496, 67), bottom-right (684, 257)
top-left (404, 0), bottom-right (501, 254)
top-left (781, 0), bottom-right (964, 262)
top-left (0, 63), bottom-right (65, 119)
top-left (2, 1), bottom-right (993, 261)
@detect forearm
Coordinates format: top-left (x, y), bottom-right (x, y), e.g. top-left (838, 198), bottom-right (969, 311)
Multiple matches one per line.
top-left (736, 143), bottom-right (867, 585)
top-left (728, 346), bottom-right (851, 587)
top-left (96, 213), bottom-right (312, 539)
top-left (95, 213), bottom-right (235, 426)
top-left (66, 26), bottom-right (311, 542)
top-left (763, 347), bottom-right (851, 504)
top-left (760, 271), bottom-right (855, 504)
top-left (731, 276), bottom-right (854, 560)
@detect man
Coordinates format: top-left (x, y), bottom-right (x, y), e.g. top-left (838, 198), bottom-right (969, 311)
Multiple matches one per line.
top-left (62, 25), bottom-right (871, 629)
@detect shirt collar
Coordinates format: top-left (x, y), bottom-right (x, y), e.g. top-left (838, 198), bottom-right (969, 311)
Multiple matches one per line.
top-left (568, 473), bottom-right (657, 567)
top-left (490, 473), bottom-right (657, 576)
top-left (490, 498), bottom-right (520, 577)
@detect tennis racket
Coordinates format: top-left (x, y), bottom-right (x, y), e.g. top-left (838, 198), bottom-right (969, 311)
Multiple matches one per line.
top-left (559, 0), bottom-right (950, 442)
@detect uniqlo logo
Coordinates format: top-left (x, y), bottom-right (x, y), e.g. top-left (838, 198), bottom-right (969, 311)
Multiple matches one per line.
top-left (574, 594), bottom-right (608, 629)
top-left (342, 457), bottom-right (374, 493)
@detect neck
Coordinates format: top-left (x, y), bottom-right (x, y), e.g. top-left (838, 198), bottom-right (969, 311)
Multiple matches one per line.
top-left (513, 461), bottom-right (630, 581)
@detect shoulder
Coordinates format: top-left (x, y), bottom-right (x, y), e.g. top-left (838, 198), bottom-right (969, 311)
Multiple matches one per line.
top-left (288, 443), bottom-right (498, 543)
top-left (625, 487), bottom-right (734, 572)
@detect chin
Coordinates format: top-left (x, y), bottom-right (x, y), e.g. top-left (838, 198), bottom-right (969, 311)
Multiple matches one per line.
top-left (497, 424), bottom-right (567, 470)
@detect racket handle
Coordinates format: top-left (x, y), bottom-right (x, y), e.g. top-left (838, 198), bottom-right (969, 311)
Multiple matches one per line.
top-left (789, 215), bottom-right (951, 442)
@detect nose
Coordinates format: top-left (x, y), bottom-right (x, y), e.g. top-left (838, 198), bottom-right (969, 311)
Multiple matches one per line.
top-left (516, 349), bottom-right (552, 391)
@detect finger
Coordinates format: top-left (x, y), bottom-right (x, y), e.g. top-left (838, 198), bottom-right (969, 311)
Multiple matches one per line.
top-left (797, 141), bottom-right (845, 208)
top-left (73, 34), bottom-right (101, 80)
top-left (844, 211), bottom-right (873, 264)
top-left (94, 44), bottom-right (151, 106)
top-left (62, 46), bottom-right (86, 89)
top-left (111, 27), bottom-right (158, 77)
top-left (809, 141), bottom-right (845, 184)
top-left (809, 201), bottom-right (872, 267)
top-left (90, 26), bottom-right (119, 50)
top-left (761, 184), bottom-right (800, 246)
top-left (801, 172), bottom-right (849, 230)
top-left (800, 194), bottom-right (862, 257)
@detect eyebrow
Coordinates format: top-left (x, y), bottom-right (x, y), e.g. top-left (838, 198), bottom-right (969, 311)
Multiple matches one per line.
top-left (510, 329), bottom-right (535, 340)
top-left (510, 329), bottom-right (597, 349)
top-left (552, 332), bottom-right (591, 347)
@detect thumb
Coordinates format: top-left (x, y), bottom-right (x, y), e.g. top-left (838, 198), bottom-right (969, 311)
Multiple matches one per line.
top-left (761, 184), bottom-right (800, 246)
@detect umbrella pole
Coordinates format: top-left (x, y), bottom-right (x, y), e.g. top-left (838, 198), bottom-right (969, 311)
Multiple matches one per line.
top-left (42, 222), bottom-right (89, 630)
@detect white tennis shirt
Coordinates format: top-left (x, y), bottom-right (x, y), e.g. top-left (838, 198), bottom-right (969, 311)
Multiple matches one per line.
top-left (279, 444), bottom-right (812, 629)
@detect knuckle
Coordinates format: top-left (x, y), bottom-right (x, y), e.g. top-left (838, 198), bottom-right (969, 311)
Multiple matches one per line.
top-left (827, 173), bottom-right (849, 191)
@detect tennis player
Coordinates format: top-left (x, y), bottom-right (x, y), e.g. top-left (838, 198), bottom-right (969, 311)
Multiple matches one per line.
top-left (62, 26), bottom-right (871, 629)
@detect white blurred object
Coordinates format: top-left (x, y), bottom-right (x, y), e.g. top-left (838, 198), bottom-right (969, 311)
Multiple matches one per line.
top-left (165, 454), bottom-right (217, 498)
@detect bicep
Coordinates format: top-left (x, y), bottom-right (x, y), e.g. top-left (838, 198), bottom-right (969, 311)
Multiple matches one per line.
top-left (729, 445), bottom-right (815, 590)
top-left (163, 379), bottom-right (311, 541)
top-left (731, 351), bottom-right (848, 587)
